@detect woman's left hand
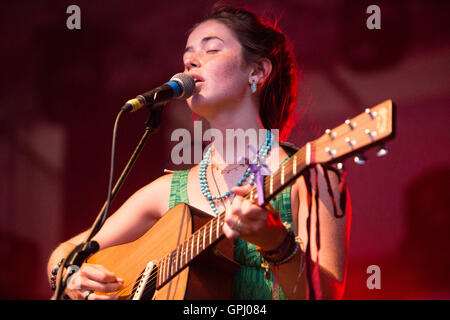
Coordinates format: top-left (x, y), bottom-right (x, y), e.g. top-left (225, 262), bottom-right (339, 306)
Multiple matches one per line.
top-left (223, 185), bottom-right (287, 251)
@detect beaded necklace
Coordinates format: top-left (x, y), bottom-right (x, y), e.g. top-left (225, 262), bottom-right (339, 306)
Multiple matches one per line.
top-left (199, 130), bottom-right (273, 215)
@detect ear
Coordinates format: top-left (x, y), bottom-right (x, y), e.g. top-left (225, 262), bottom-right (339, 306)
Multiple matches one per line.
top-left (249, 58), bottom-right (272, 85)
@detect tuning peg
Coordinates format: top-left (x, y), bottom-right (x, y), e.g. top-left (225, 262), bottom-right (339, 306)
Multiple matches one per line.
top-left (337, 162), bottom-right (345, 172)
top-left (325, 129), bottom-right (336, 140)
top-left (345, 119), bottom-right (356, 130)
top-left (354, 154), bottom-right (367, 165)
top-left (365, 108), bottom-right (377, 119)
top-left (325, 147), bottom-right (336, 159)
top-left (376, 145), bottom-right (388, 157)
top-left (365, 129), bottom-right (377, 141)
top-left (345, 137), bottom-right (356, 149)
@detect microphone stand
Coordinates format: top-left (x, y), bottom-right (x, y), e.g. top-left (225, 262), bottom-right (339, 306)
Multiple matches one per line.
top-left (51, 104), bottom-right (164, 300)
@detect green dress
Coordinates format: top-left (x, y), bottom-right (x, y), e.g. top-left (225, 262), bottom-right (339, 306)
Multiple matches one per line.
top-left (168, 164), bottom-right (293, 300)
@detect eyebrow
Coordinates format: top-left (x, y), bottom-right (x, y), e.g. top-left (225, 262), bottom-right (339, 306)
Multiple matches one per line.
top-left (184, 36), bottom-right (224, 54)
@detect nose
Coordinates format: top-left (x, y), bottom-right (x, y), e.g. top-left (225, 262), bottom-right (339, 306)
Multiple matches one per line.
top-left (184, 52), bottom-right (201, 71)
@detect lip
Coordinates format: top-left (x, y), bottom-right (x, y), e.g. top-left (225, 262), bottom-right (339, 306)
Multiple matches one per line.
top-left (188, 73), bottom-right (205, 83)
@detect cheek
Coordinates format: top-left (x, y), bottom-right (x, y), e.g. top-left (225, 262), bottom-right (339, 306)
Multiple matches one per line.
top-left (209, 54), bottom-right (248, 93)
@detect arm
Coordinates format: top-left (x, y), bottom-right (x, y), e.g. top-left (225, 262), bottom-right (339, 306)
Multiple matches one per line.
top-left (288, 165), bottom-right (351, 299)
top-left (47, 173), bottom-right (173, 299)
top-left (224, 165), bottom-right (351, 300)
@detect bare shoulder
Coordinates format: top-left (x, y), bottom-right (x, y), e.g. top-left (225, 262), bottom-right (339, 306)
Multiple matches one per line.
top-left (133, 173), bottom-right (174, 218)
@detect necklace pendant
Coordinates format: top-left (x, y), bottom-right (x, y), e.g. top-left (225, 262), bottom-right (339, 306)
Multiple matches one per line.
top-left (261, 260), bottom-right (271, 280)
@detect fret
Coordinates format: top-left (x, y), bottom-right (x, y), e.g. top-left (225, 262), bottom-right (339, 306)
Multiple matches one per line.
top-left (209, 222), bottom-right (212, 244)
top-left (196, 231), bottom-right (200, 255)
top-left (169, 251), bottom-right (175, 279)
top-left (163, 255), bottom-right (168, 282)
top-left (156, 264), bottom-right (160, 287)
top-left (216, 216), bottom-right (220, 240)
top-left (175, 246), bottom-right (179, 272)
top-left (184, 240), bottom-right (188, 265)
top-left (182, 241), bottom-right (187, 266)
top-left (269, 174), bottom-right (274, 194)
top-left (190, 237), bottom-right (194, 261)
top-left (160, 256), bottom-right (166, 285)
top-left (203, 226), bottom-right (206, 250)
top-left (177, 243), bottom-right (182, 270)
top-left (218, 214), bottom-right (224, 233)
top-left (165, 254), bottom-right (169, 282)
top-left (281, 164), bottom-right (285, 185)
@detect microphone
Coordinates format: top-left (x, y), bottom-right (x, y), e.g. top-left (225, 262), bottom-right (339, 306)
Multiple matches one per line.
top-left (122, 73), bottom-right (195, 112)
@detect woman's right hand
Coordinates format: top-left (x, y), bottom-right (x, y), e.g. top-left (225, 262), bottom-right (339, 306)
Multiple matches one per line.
top-left (65, 263), bottom-right (124, 300)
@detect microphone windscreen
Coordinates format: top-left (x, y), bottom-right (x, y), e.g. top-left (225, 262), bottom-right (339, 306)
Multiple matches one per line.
top-left (170, 73), bottom-right (195, 99)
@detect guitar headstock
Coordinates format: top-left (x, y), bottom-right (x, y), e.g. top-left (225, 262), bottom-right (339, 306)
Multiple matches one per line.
top-left (310, 99), bottom-right (396, 165)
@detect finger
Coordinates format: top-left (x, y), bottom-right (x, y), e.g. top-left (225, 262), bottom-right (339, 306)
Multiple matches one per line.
top-left (88, 293), bottom-right (120, 300)
top-left (225, 196), bottom-right (242, 227)
top-left (230, 193), bottom-right (244, 214)
top-left (236, 197), bottom-right (260, 227)
top-left (231, 185), bottom-right (252, 196)
top-left (86, 264), bottom-right (122, 283)
top-left (81, 278), bottom-right (124, 293)
top-left (222, 220), bottom-right (240, 239)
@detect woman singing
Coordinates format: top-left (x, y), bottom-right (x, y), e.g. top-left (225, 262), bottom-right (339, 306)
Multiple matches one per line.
top-left (47, 5), bottom-right (350, 300)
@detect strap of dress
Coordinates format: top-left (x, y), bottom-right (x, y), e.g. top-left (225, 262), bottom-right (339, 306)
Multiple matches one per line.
top-left (168, 169), bottom-right (190, 209)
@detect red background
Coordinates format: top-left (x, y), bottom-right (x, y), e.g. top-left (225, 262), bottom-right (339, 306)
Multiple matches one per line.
top-left (0, 0), bottom-right (449, 299)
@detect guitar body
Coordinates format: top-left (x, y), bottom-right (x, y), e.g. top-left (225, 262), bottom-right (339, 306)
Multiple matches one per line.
top-left (87, 203), bottom-right (239, 300)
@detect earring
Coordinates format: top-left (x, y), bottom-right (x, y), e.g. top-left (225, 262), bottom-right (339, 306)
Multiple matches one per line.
top-left (251, 82), bottom-right (257, 93)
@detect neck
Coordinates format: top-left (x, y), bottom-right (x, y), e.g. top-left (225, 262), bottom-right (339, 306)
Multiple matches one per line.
top-left (207, 110), bottom-right (267, 165)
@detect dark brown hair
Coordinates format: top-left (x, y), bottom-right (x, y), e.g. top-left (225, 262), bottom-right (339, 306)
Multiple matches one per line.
top-left (200, 5), bottom-right (299, 141)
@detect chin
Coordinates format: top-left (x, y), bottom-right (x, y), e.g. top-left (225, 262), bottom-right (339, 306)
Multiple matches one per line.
top-left (186, 94), bottom-right (217, 118)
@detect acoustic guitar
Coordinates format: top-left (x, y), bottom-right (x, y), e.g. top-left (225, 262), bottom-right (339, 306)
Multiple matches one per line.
top-left (87, 99), bottom-right (396, 299)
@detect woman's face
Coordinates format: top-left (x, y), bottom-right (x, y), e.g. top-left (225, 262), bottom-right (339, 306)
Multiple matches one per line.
top-left (183, 19), bottom-right (252, 115)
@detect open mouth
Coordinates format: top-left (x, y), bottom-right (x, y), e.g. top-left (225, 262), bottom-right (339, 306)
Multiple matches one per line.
top-left (189, 73), bottom-right (204, 84)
